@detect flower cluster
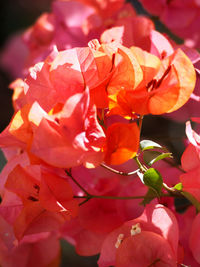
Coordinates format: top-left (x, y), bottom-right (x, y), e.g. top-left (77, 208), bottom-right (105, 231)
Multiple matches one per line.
top-left (0, 0), bottom-right (200, 266)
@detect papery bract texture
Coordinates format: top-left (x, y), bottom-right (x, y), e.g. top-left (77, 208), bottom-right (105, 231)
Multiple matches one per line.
top-left (98, 204), bottom-right (178, 267)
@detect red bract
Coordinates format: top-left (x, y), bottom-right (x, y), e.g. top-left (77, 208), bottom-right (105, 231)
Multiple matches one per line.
top-left (1, 0), bottom-right (200, 266)
top-left (60, 162), bottom-right (148, 256)
top-left (176, 207), bottom-right (200, 266)
top-left (100, 8), bottom-right (175, 60)
top-left (189, 212), bottom-right (200, 264)
top-left (0, 214), bottom-right (61, 267)
top-left (98, 204), bottom-right (178, 267)
top-left (30, 93), bottom-right (105, 168)
top-left (138, 0), bottom-right (200, 49)
top-left (0, 47), bottom-right (106, 169)
top-left (180, 121), bottom-right (200, 201)
top-left (13, 202), bottom-right (65, 241)
top-left (5, 164), bottom-right (78, 217)
top-left (24, 47), bottom-right (98, 112)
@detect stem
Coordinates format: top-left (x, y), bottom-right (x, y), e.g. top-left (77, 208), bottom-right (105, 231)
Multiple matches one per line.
top-left (134, 156), bottom-right (148, 173)
top-left (100, 163), bottom-right (139, 176)
top-left (79, 196), bottom-right (92, 206)
top-left (162, 183), bottom-right (176, 193)
top-left (66, 169), bottom-right (184, 208)
top-left (162, 183), bottom-right (183, 198)
top-left (74, 192), bottom-right (179, 202)
top-left (65, 169), bottom-right (90, 196)
top-left (74, 195), bottom-right (145, 200)
top-left (147, 259), bottom-right (160, 267)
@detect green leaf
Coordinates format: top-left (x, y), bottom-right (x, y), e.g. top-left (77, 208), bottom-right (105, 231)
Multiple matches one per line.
top-left (181, 191), bottom-right (200, 212)
top-left (174, 183), bottom-right (183, 191)
top-left (143, 150), bottom-right (172, 166)
top-left (140, 140), bottom-right (162, 151)
top-left (143, 168), bottom-right (163, 195)
top-left (140, 188), bottom-right (158, 206)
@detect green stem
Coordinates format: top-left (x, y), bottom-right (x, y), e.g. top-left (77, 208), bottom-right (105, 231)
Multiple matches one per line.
top-left (162, 183), bottom-right (183, 198)
top-left (163, 183), bottom-right (176, 194)
top-left (134, 156), bottom-right (148, 173)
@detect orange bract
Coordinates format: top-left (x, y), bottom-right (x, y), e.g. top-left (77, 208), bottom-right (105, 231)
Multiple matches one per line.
top-left (107, 46), bottom-right (196, 116)
top-left (104, 122), bottom-right (140, 165)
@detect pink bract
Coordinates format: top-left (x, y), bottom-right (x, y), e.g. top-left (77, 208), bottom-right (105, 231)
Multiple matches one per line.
top-left (98, 204), bottom-right (179, 267)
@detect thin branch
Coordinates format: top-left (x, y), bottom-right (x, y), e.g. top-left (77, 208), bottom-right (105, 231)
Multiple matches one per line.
top-left (162, 183), bottom-right (183, 199)
top-left (100, 163), bottom-right (139, 176)
top-left (134, 156), bottom-right (148, 173)
top-left (79, 197), bottom-right (92, 206)
top-left (65, 169), bottom-right (90, 196)
top-left (147, 259), bottom-right (161, 267)
top-left (74, 195), bottom-right (145, 200)
top-left (73, 192), bottom-right (180, 202)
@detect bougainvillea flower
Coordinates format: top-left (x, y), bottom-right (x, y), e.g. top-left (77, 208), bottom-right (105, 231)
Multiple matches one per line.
top-left (61, 172), bottom-right (126, 256)
top-left (24, 47), bottom-right (96, 112)
top-left (98, 204), bottom-right (178, 267)
top-left (0, 191), bottom-right (23, 225)
top-left (138, 0), bottom-right (200, 49)
top-left (0, 33), bottom-right (29, 78)
top-left (100, 15), bottom-right (154, 50)
top-left (30, 92), bottom-right (105, 168)
top-left (5, 164), bottom-right (79, 217)
top-left (89, 41), bottom-right (144, 111)
top-left (0, 156), bottom-right (79, 242)
top-left (100, 10), bottom-right (174, 60)
top-left (116, 179), bottom-right (148, 221)
top-left (175, 206), bottom-right (200, 266)
top-left (108, 46), bottom-right (196, 116)
top-left (162, 45), bottom-right (200, 122)
top-left (5, 165), bottom-right (40, 205)
top-left (0, 214), bottom-right (61, 267)
top-left (23, 44), bottom-right (120, 110)
top-left (104, 122), bottom-right (140, 165)
top-left (61, 217), bottom-right (107, 256)
top-left (22, 1), bottom-right (95, 74)
top-left (9, 79), bottom-right (26, 112)
top-left (75, 0), bottom-right (125, 18)
top-left (39, 169), bottom-right (79, 215)
top-left (0, 0), bottom-right (128, 78)
top-left (13, 201), bottom-right (66, 240)
top-left (180, 121), bottom-right (200, 202)
top-left (1, 0), bottom-right (165, 81)
top-left (0, 71), bottom-right (105, 168)
top-left (189, 212), bottom-right (200, 264)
